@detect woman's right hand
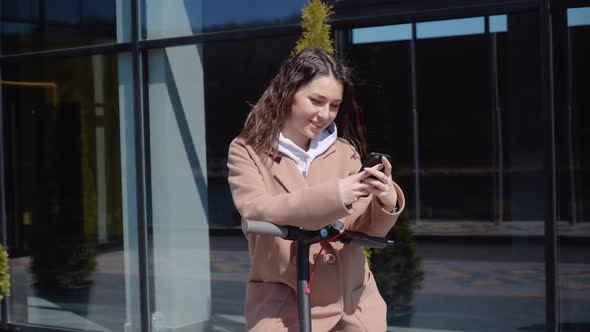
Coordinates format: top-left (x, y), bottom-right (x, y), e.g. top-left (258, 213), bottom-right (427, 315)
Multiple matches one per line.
top-left (338, 164), bottom-right (382, 205)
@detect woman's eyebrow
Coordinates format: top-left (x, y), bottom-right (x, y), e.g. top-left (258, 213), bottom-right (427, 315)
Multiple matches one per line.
top-left (309, 93), bottom-right (326, 99)
top-left (310, 93), bottom-right (341, 103)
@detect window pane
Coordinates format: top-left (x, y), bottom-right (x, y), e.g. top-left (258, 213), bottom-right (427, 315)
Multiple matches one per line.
top-left (147, 45), bottom-right (211, 331)
top-left (348, 36), bottom-right (414, 212)
top-left (1, 54), bottom-right (140, 331)
top-left (143, 0), bottom-right (306, 39)
top-left (146, 35), bottom-right (297, 331)
top-left (203, 36), bottom-right (299, 227)
top-left (344, 12), bottom-right (547, 332)
top-left (417, 17), bottom-right (485, 39)
top-left (417, 25), bottom-right (493, 221)
top-left (204, 37), bottom-right (296, 329)
top-left (568, 10), bottom-right (590, 224)
top-left (567, 6), bottom-right (590, 27)
top-left (489, 15), bottom-right (508, 33)
top-left (558, 7), bottom-right (590, 332)
top-left (352, 24), bottom-right (412, 44)
top-left (496, 13), bottom-right (544, 222)
top-left (0, 0), bottom-right (122, 55)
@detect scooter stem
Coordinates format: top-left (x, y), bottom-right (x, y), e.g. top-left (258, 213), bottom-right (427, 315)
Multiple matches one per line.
top-left (297, 241), bottom-right (312, 332)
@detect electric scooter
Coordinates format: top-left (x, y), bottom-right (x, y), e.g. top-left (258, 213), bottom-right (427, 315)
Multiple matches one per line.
top-left (242, 220), bottom-right (394, 332)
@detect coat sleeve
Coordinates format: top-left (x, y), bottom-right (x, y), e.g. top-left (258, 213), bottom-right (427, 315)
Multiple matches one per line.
top-left (342, 147), bottom-right (406, 237)
top-left (227, 139), bottom-right (353, 230)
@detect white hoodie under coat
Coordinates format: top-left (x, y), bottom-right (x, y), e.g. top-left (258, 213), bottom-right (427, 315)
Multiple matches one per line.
top-left (277, 122), bottom-right (338, 177)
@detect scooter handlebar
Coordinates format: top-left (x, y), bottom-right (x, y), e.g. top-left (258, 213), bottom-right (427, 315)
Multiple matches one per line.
top-left (341, 236), bottom-right (391, 249)
top-left (242, 220), bottom-right (393, 249)
top-left (242, 220), bottom-right (289, 238)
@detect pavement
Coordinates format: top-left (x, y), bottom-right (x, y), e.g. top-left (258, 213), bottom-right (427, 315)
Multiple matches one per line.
top-left (5, 232), bottom-right (590, 332)
top-left (211, 220), bottom-right (590, 239)
top-left (410, 220), bottom-right (590, 238)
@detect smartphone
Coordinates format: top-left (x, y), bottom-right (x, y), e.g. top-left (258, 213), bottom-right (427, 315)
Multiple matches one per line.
top-left (359, 152), bottom-right (391, 179)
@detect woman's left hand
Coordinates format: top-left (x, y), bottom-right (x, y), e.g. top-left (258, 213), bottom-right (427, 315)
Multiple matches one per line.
top-left (361, 156), bottom-right (398, 212)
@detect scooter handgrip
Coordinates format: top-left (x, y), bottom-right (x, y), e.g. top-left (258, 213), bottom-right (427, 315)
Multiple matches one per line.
top-left (351, 238), bottom-right (389, 249)
top-left (242, 220), bottom-right (288, 238)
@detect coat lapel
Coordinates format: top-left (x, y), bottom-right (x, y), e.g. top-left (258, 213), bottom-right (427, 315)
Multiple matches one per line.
top-left (271, 155), bottom-right (308, 193)
top-left (268, 140), bottom-right (341, 192)
top-left (319, 143), bottom-right (337, 160)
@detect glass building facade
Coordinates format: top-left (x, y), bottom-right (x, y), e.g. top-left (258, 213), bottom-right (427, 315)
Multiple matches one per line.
top-left (0, 0), bottom-right (587, 331)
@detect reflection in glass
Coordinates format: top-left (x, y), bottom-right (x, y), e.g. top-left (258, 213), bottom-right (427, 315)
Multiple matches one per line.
top-left (348, 35), bottom-right (413, 212)
top-left (345, 12), bottom-right (547, 332)
top-left (352, 24), bottom-right (411, 44)
top-left (200, 37), bottom-right (297, 330)
top-left (496, 13), bottom-right (544, 222)
top-left (416, 17), bottom-right (485, 39)
top-left (489, 15), bottom-right (508, 33)
top-left (0, 0), bottom-right (118, 55)
top-left (144, 36), bottom-right (306, 331)
top-left (203, 36), bottom-right (298, 228)
top-left (558, 7), bottom-right (590, 332)
top-left (567, 6), bottom-right (590, 27)
top-left (147, 45), bottom-right (212, 331)
top-left (417, 30), bottom-right (493, 221)
top-left (348, 35), bottom-right (422, 327)
top-left (1, 55), bottom-right (130, 331)
top-left (143, 0), bottom-right (305, 39)
top-left (564, 8), bottom-right (590, 223)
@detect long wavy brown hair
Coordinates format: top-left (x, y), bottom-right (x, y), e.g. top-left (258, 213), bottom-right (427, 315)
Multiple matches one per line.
top-left (239, 47), bottom-right (368, 160)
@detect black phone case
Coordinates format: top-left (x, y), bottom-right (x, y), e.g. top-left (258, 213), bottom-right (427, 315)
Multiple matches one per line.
top-left (359, 152), bottom-right (391, 178)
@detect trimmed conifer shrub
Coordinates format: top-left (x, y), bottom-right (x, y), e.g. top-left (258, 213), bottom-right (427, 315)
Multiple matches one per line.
top-left (292, 0), bottom-right (335, 57)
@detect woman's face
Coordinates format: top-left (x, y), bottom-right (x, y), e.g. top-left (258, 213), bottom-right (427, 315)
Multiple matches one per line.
top-left (283, 75), bottom-right (343, 149)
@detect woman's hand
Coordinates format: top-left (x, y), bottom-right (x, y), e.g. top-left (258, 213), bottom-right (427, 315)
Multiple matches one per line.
top-left (338, 169), bottom-right (372, 206)
top-left (361, 156), bottom-right (398, 212)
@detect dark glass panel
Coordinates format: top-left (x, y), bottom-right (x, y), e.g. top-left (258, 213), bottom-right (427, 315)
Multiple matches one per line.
top-left (203, 35), bottom-right (299, 228)
top-left (144, 36), bottom-right (298, 331)
top-left (202, 0), bottom-right (305, 32)
top-left (1, 54), bottom-right (127, 331)
top-left (345, 13), bottom-right (547, 332)
top-left (557, 7), bottom-right (590, 332)
top-left (496, 12), bottom-right (544, 222)
top-left (417, 33), bottom-right (493, 221)
top-left (46, 0), bottom-right (81, 24)
top-left (0, 0), bottom-right (117, 55)
top-left (348, 40), bottom-right (414, 211)
top-left (570, 22), bottom-right (590, 223)
top-left (2, 0), bottom-right (39, 20)
top-left (143, 0), bottom-right (305, 38)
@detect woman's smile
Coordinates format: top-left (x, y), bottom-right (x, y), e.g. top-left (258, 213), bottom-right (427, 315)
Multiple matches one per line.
top-left (310, 120), bottom-right (325, 130)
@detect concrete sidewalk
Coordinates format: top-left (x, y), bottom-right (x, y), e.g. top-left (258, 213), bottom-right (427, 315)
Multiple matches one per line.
top-left (211, 220), bottom-right (590, 238)
top-left (411, 220), bottom-right (590, 238)
top-left (210, 249), bottom-right (590, 331)
top-left (8, 234), bottom-right (589, 332)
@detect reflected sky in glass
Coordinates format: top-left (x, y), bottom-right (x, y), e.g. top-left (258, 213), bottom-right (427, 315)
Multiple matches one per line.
top-left (352, 24), bottom-right (411, 44)
top-left (567, 7), bottom-right (590, 27)
top-left (352, 15), bottom-right (509, 45)
top-left (143, 0), bottom-right (306, 37)
top-left (417, 17), bottom-right (484, 39)
top-left (489, 15), bottom-right (508, 33)
top-left (202, 0), bottom-right (305, 29)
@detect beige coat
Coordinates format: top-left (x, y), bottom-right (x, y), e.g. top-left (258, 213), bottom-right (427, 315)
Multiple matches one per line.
top-left (227, 137), bottom-right (405, 331)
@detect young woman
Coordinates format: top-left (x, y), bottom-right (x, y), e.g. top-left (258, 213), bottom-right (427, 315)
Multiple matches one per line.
top-left (227, 48), bottom-right (405, 331)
